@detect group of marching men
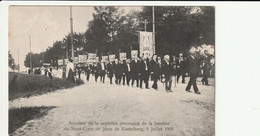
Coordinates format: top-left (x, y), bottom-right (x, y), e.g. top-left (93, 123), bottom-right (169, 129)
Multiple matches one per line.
top-left (68, 50), bottom-right (213, 94)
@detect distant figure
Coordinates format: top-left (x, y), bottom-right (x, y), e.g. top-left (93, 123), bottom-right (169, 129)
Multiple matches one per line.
top-left (48, 68), bottom-right (53, 80)
top-left (85, 64), bottom-right (91, 81)
top-left (201, 50), bottom-right (211, 85)
top-left (78, 67), bottom-right (81, 79)
top-left (44, 68), bottom-right (48, 76)
top-left (9, 75), bottom-right (18, 91)
top-left (67, 58), bottom-right (75, 83)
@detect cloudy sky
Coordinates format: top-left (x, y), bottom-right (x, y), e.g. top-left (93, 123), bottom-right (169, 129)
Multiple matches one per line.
top-left (9, 6), bottom-right (142, 71)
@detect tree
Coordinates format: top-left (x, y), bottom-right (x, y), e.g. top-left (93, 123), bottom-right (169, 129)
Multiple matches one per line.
top-left (139, 6), bottom-right (215, 56)
top-left (8, 51), bottom-right (16, 71)
top-left (24, 52), bottom-right (42, 68)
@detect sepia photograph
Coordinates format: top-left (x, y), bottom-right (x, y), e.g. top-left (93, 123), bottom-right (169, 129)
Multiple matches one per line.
top-left (8, 5), bottom-right (215, 136)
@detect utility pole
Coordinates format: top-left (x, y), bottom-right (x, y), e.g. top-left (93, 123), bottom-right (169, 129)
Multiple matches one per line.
top-left (29, 34), bottom-right (32, 71)
top-left (144, 19), bottom-right (148, 31)
top-left (70, 6), bottom-right (75, 67)
top-left (152, 6), bottom-right (156, 54)
top-left (42, 51), bottom-right (44, 66)
top-left (17, 49), bottom-right (20, 73)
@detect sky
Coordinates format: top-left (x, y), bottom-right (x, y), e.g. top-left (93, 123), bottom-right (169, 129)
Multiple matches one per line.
top-left (9, 6), bottom-right (142, 71)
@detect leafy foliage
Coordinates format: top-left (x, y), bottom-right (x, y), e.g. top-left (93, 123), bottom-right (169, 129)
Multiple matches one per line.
top-left (24, 6), bottom-right (214, 68)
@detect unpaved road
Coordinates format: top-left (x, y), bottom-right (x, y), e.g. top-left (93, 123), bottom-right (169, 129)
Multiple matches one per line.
top-left (9, 76), bottom-right (215, 136)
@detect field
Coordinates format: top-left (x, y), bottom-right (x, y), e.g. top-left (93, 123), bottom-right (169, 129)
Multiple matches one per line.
top-left (8, 72), bottom-right (83, 134)
top-left (8, 72), bottom-right (83, 100)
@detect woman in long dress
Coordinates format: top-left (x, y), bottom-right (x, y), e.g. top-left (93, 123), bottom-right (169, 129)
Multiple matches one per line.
top-left (67, 59), bottom-right (75, 83)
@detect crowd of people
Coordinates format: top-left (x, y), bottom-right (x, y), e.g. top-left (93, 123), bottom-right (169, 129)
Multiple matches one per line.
top-left (68, 50), bottom-right (214, 95)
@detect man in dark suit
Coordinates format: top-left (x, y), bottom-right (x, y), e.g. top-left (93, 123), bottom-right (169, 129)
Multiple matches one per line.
top-left (162, 55), bottom-right (173, 93)
top-left (201, 50), bottom-right (211, 85)
top-left (93, 63), bottom-right (99, 82)
top-left (113, 59), bottom-right (120, 85)
top-left (176, 53), bottom-right (186, 83)
top-left (150, 54), bottom-right (160, 91)
top-left (107, 61), bottom-right (114, 84)
top-left (125, 59), bottom-right (132, 86)
top-left (98, 61), bottom-right (107, 83)
top-left (85, 64), bottom-right (91, 81)
top-left (185, 50), bottom-right (201, 94)
top-left (118, 60), bottom-right (124, 85)
top-left (140, 57), bottom-right (150, 89)
top-left (121, 60), bottom-right (127, 85)
top-left (130, 57), bottom-right (140, 87)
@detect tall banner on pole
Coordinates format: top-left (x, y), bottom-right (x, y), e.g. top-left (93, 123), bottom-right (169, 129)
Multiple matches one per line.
top-left (119, 53), bottom-right (127, 61)
top-left (139, 31), bottom-right (153, 59)
top-left (78, 55), bottom-right (87, 63)
top-left (131, 50), bottom-right (138, 59)
top-left (109, 54), bottom-right (115, 62)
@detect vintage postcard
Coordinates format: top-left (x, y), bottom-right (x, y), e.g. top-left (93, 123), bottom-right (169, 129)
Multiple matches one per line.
top-left (8, 5), bottom-right (215, 136)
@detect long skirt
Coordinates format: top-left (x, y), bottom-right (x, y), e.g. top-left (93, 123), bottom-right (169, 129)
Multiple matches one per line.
top-left (67, 69), bottom-right (75, 83)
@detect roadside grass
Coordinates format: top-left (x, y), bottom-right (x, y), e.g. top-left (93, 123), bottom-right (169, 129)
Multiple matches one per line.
top-left (9, 106), bottom-right (55, 134)
top-left (9, 72), bottom-right (84, 100)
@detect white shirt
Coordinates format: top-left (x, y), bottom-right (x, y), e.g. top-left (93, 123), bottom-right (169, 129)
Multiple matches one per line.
top-left (144, 61), bottom-right (148, 70)
top-left (67, 62), bottom-right (74, 71)
top-left (127, 64), bottom-right (130, 72)
top-left (101, 63), bottom-right (105, 70)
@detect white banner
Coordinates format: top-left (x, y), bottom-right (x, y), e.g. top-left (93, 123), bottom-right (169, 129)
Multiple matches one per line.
top-left (131, 50), bottom-right (138, 59)
top-left (88, 53), bottom-right (97, 62)
top-left (139, 31), bottom-right (153, 59)
top-left (74, 57), bottom-right (79, 64)
top-left (109, 54), bottom-right (115, 61)
top-left (58, 59), bottom-right (63, 66)
top-left (96, 57), bottom-right (99, 62)
top-left (120, 53), bottom-right (127, 61)
top-left (102, 56), bottom-right (109, 62)
top-left (79, 55), bottom-right (87, 63)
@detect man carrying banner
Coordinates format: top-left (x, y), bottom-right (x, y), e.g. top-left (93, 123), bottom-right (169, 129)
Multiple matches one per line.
top-left (125, 59), bottom-right (132, 86)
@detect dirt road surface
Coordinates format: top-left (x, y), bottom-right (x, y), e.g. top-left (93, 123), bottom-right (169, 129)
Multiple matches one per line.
top-left (9, 75), bottom-right (215, 136)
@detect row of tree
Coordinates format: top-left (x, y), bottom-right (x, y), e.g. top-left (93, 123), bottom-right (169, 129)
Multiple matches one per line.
top-left (24, 6), bottom-right (215, 68)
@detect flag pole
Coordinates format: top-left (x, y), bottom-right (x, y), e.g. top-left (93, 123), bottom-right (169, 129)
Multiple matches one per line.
top-left (70, 6), bottom-right (75, 67)
top-left (152, 6), bottom-right (156, 54)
